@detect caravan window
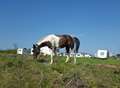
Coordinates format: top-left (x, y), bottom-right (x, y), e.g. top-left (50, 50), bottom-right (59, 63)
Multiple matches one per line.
top-left (100, 52), bottom-right (104, 56)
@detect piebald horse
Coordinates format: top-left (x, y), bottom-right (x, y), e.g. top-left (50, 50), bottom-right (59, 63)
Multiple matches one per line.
top-left (32, 34), bottom-right (79, 64)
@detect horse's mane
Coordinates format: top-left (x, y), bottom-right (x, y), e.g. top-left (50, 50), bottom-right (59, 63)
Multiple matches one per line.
top-left (36, 34), bottom-right (56, 45)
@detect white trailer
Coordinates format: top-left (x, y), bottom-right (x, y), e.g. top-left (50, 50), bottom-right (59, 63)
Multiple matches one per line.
top-left (17, 48), bottom-right (31, 55)
top-left (17, 48), bottom-right (24, 55)
top-left (96, 49), bottom-right (109, 58)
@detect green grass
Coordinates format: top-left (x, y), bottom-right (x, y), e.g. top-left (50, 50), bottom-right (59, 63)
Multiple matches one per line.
top-left (0, 49), bottom-right (17, 54)
top-left (0, 55), bottom-right (120, 88)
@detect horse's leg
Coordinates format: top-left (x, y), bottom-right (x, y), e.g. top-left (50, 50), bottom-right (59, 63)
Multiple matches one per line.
top-left (74, 52), bottom-right (76, 64)
top-left (65, 46), bottom-right (70, 63)
top-left (53, 47), bottom-right (57, 56)
top-left (50, 48), bottom-right (54, 64)
top-left (72, 48), bottom-right (76, 64)
top-left (50, 53), bottom-right (53, 64)
top-left (66, 54), bottom-right (70, 63)
top-left (37, 53), bottom-right (41, 60)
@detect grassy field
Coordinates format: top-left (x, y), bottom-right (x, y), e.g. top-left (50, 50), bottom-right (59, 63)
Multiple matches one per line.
top-left (0, 54), bottom-right (120, 88)
top-left (0, 49), bottom-right (16, 54)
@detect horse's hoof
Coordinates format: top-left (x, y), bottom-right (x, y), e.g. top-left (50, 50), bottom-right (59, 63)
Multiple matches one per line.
top-left (50, 63), bottom-right (53, 64)
top-left (74, 62), bottom-right (76, 64)
top-left (50, 62), bottom-right (53, 64)
top-left (65, 61), bottom-right (69, 63)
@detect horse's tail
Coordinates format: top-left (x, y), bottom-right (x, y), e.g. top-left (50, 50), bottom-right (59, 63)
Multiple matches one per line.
top-left (73, 37), bottom-right (80, 53)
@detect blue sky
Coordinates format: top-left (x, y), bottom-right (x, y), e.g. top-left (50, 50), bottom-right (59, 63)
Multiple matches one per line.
top-left (0, 0), bottom-right (120, 54)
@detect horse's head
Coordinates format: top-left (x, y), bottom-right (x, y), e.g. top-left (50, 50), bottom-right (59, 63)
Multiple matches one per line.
top-left (32, 44), bottom-right (40, 59)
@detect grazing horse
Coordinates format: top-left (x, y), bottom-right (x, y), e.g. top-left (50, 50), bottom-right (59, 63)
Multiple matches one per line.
top-left (32, 34), bottom-right (76, 64)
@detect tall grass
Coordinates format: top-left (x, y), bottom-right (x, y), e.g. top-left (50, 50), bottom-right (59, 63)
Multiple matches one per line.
top-left (0, 55), bottom-right (120, 88)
